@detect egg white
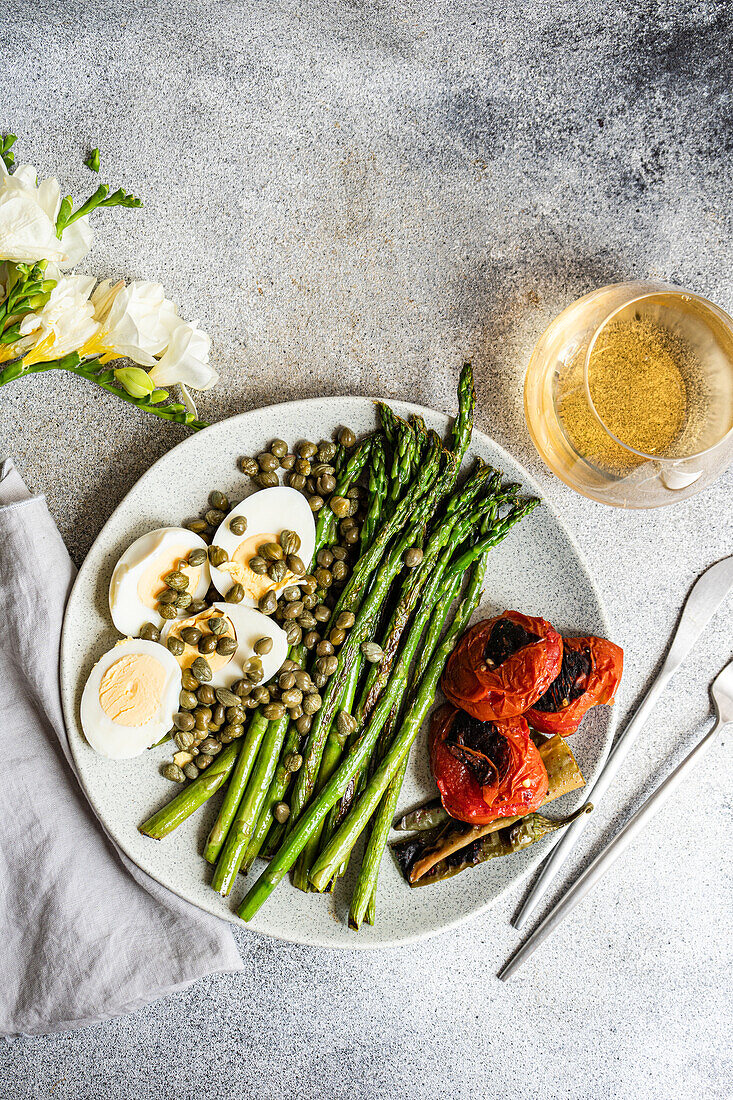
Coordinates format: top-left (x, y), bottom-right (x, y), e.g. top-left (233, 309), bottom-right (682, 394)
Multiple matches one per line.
top-left (80, 638), bottom-right (182, 759)
top-left (109, 527), bottom-right (211, 636)
top-left (161, 602), bottom-right (288, 688)
top-left (209, 486), bottom-right (316, 604)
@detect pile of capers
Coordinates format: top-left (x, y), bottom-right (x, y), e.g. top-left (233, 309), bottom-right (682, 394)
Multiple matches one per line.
top-left (247, 527), bottom-right (306, 590)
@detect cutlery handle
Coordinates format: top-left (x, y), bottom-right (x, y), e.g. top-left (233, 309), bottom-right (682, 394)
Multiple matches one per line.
top-left (498, 713), bottom-right (724, 981)
top-left (512, 665), bottom-right (676, 930)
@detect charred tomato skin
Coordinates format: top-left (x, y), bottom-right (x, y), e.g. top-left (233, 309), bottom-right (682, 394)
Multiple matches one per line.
top-left (429, 704), bottom-right (549, 826)
top-left (441, 611), bottom-right (563, 721)
top-left (526, 635), bottom-right (623, 736)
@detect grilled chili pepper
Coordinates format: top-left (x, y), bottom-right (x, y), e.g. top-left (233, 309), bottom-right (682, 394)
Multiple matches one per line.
top-left (526, 635), bottom-right (623, 736)
top-left (441, 610), bottom-right (562, 720)
top-left (429, 704), bottom-right (549, 826)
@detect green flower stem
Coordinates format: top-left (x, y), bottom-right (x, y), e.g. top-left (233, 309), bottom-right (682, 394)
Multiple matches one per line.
top-left (138, 743), bottom-right (239, 839)
top-left (0, 354), bottom-right (208, 430)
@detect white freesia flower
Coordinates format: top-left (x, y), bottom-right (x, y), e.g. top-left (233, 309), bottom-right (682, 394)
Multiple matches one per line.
top-left (86, 279), bottom-right (181, 365)
top-left (19, 274), bottom-right (98, 363)
top-left (148, 319), bottom-right (217, 391)
top-left (0, 160), bottom-right (93, 267)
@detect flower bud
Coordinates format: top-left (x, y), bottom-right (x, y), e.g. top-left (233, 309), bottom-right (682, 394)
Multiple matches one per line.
top-left (114, 366), bottom-right (155, 398)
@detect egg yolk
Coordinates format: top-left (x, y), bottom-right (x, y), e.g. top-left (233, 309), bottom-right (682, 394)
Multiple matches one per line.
top-left (219, 533), bottom-right (294, 601)
top-left (99, 654), bottom-right (168, 726)
top-left (136, 544), bottom-right (203, 609)
top-left (166, 608), bottom-right (237, 673)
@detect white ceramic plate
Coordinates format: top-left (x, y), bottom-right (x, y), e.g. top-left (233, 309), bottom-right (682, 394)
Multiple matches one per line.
top-left (61, 397), bottom-right (615, 949)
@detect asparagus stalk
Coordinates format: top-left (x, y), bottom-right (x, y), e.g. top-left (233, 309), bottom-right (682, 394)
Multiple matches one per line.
top-left (360, 433), bottom-right (387, 553)
top-left (203, 710), bottom-right (269, 863)
top-left (309, 552), bottom-right (489, 892)
top-left (138, 743), bottom-right (239, 839)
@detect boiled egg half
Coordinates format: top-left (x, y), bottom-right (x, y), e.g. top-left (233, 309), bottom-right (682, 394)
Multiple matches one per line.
top-left (81, 638), bottom-right (182, 759)
top-left (162, 602), bottom-right (288, 687)
top-left (109, 527), bottom-right (211, 636)
top-left (209, 486), bottom-right (315, 606)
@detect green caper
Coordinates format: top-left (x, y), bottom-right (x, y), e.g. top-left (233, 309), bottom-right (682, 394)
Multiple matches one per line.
top-left (287, 472), bottom-right (307, 491)
top-left (239, 456), bottom-right (260, 477)
top-left (336, 710), bottom-right (358, 738)
top-left (198, 634), bottom-right (218, 654)
top-left (260, 541), bottom-right (283, 562)
top-left (329, 496), bottom-right (350, 518)
top-left (164, 570), bottom-right (189, 592)
top-left (301, 575), bottom-right (318, 594)
top-left (361, 641), bottom-right (384, 663)
top-left (167, 635), bottom-right (185, 656)
top-left (252, 687), bottom-right (270, 705)
top-left (249, 555), bottom-right (268, 575)
top-left (158, 603), bottom-right (178, 620)
top-left (287, 554), bottom-right (306, 575)
top-left (285, 623), bottom-right (303, 645)
top-left (308, 495), bottom-right (324, 513)
top-left (210, 702), bottom-right (226, 726)
top-left (297, 611), bottom-right (316, 630)
top-left (181, 668), bottom-right (199, 690)
top-left (192, 656), bottom-right (212, 682)
top-left (316, 548), bottom-right (334, 568)
top-left (181, 626), bottom-right (202, 646)
top-left (139, 622), bottom-right (160, 642)
top-left (316, 639), bottom-right (334, 657)
top-left (254, 635), bottom-right (273, 656)
top-left (199, 737), bottom-right (222, 756)
top-left (314, 567), bottom-right (332, 588)
top-left (316, 655), bottom-right (339, 676)
top-left (226, 705), bottom-right (246, 723)
top-left (336, 611), bottom-right (356, 630)
top-left (283, 600), bottom-right (304, 620)
top-left (227, 583), bottom-right (245, 604)
top-left (258, 452), bottom-right (279, 472)
top-left (205, 615), bottom-right (224, 636)
top-left (295, 714), bottom-right (313, 735)
top-left (314, 604), bottom-right (330, 623)
top-left (281, 687), bottom-right (303, 709)
top-left (297, 440), bottom-right (317, 459)
top-left (285, 752), bottom-right (303, 772)
top-left (312, 670), bottom-right (328, 689)
top-left (318, 442), bottom-right (337, 462)
top-left (301, 593), bottom-right (317, 610)
top-left (329, 627), bottom-right (346, 647)
top-left (245, 664), bottom-right (265, 684)
top-left (197, 754), bottom-right (213, 770)
top-left (211, 687), bottom-right (237, 708)
top-left (338, 427), bottom-right (356, 448)
top-left (163, 763), bottom-right (186, 783)
top-left (294, 671), bottom-right (313, 692)
top-left (224, 723), bottom-right (244, 739)
top-left (332, 560), bottom-right (349, 582)
top-left (173, 711), bottom-right (195, 732)
top-left (280, 454), bottom-right (296, 471)
top-left (279, 529), bottom-right (301, 555)
top-left (269, 559), bottom-right (288, 583)
top-left (263, 702), bottom-right (286, 720)
top-left (230, 515), bottom-right (247, 536)
top-left (294, 457), bottom-right (311, 477)
top-left (289, 704), bottom-right (303, 721)
top-left (197, 684), bottom-right (216, 705)
top-left (175, 592), bottom-right (193, 610)
top-left (185, 517), bottom-right (210, 534)
top-left (343, 527), bottom-right (360, 546)
top-left (205, 508), bottom-right (225, 527)
top-left (331, 545), bottom-right (348, 561)
top-left (208, 545), bottom-right (229, 567)
top-left (270, 439), bottom-right (288, 458)
top-left (281, 586), bottom-right (299, 602)
top-left (303, 692), bottom-right (322, 715)
top-left (258, 591), bottom-right (278, 615)
top-left (255, 472), bottom-right (279, 489)
top-left (188, 599), bottom-right (207, 615)
top-left (278, 672), bottom-right (295, 692)
top-left (157, 589), bottom-right (178, 605)
top-left (216, 635), bottom-right (237, 656)
top-left (183, 762), bottom-right (199, 780)
top-left (317, 474), bottom-right (336, 496)
top-left (232, 678), bottom-right (251, 697)
top-left (273, 801), bottom-right (290, 824)
top-left (404, 547), bottom-right (423, 568)
top-left (209, 490), bottom-right (229, 512)
top-left (179, 689), bottom-right (198, 710)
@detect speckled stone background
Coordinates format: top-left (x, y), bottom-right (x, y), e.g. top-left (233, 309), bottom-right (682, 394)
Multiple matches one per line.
top-left (1, 0), bottom-right (732, 1096)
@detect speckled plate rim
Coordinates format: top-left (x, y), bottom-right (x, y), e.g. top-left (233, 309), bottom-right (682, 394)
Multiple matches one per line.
top-left (61, 395), bottom-right (616, 950)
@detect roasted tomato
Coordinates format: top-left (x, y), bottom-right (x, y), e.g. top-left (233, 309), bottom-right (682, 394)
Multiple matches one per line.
top-left (429, 704), bottom-right (549, 825)
top-left (441, 611), bottom-right (563, 721)
top-left (526, 635), bottom-right (623, 736)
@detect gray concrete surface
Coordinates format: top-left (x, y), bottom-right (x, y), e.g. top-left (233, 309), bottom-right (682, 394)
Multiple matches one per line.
top-left (1, 1), bottom-right (732, 1097)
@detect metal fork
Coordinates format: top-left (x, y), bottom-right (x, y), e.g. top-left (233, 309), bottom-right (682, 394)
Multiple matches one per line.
top-left (498, 658), bottom-right (733, 981)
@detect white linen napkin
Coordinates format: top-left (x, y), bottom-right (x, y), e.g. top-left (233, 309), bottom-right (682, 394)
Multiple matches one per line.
top-left (0, 458), bottom-right (243, 1037)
